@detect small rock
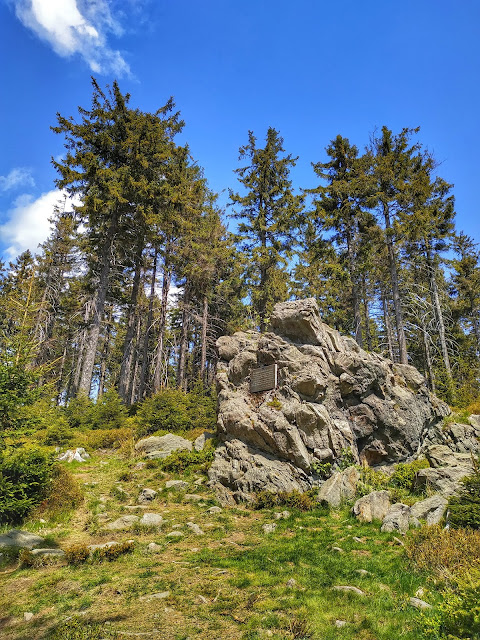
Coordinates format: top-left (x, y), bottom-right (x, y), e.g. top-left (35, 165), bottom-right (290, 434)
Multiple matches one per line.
top-left (194, 432), bottom-right (215, 452)
top-left (409, 597), bottom-right (432, 610)
top-left (133, 462), bottom-right (146, 470)
top-left (415, 587), bottom-right (426, 598)
top-left (186, 522), bottom-right (204, 536)
top-left (57, 448), bottom-right (90, 463)
top-left (140, 513), bottom-right (164, 527)
top-left (23, 612), bottom-right (34, 622)
top-left (333, 585), bottom-right (365, 596)
top-left (352, 536), bottom-right (364, 543)
top-left (207, 506), bottom-right (222, 514)
top-left (274, 510), bottom-right (291, 520)
top-left (138, 488), bottom-right (157, 504)
top-left (166, 531), bottom-right (184, 538)
top-left (332, 546), bottom-right (344, 553)
top-left (355, 569), bottom-right (370, 577)
top-left (335, 620), bottom-right (347, 628)
top-left (393, 536), bottom-right (405, 546)
top-left (106, 515), bottom-right (140, 531)
top-left (196, 595), bottom-right (208, 604)
top-left (147, 542), bottom-right (162, 552)
top-left (139, 591), bottom-right (170, 601)
top-left (286, 578), bottom-right (297, 588)
top-left (381, 503), bottom-right (411, 534)
top-left (30, 548), bottom-right (65, 557)
top-left (184, 494), bottom-right (203, 502)
top-left (352, 490), bottom-right (391, 523)
top-left (262, 523), bottom-right (277, 534)
top-left (194, 477), bottom-right (205, 485)
top-left (165, 480), bottom-right (188, 490)
top-left (0, 530), bottom-right (45, 549)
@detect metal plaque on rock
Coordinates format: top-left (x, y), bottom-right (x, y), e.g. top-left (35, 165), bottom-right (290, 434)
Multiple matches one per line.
top-left (250, 364), bottom-right (278, 393)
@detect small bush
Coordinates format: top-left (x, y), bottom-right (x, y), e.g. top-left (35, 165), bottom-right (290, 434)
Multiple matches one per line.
top-left (266, 398), bottom-right (282, 410)
top-left (36, 464), bottom-right (83, 516)
top-left (338, 447), bottom-right (356, 470)
top-left (310, 460), bottom-right (332, 479)
top-left (448, 459), bottom-right (480, 530)
top-left (90, 390), bottom-right (129, 430)
top-left (65, 544), bottom-right (90, 565)
top-left (389, 459), bottom-right (430, 491)
top-left (422, 569), bottom-right (480, 639)
top-left (356, 466), bottom-right (389, 497)
top-left (406, 525), bottom-right (480, 577)
top-left (65, 393), bottom-right (95, 430)
top-left (79, 427), bottom-right (133, 450)
top-left (45, 616), bottom-right (119, 639)
top-left (134, 388), bottom-right (216, 437)
top-left (91, 541), bottom-right (134, 562)
top-left (159, 446), bottom-right (215, 473)
top-left (253, 489), bottom-right (317, 512)
top-left (0, 445), bottom-right (55, 524)
top-left (18, 549), bottom-right (37, 568)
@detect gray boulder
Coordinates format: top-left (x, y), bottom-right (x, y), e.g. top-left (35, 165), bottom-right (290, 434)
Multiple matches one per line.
top-left (106, 515), bottom-right (139, 530)
top-left (138, 488), bottom-right (157, 503)
top-left (352, 491), bottom-right (391, 522)
top-left (409, 495), bottom-right (448, 527)
top-left (414, 466), bottom-right (471, 497)
top-left (211, 298), bottom-right (449, 501)
top-left (194, 432), bottom-right (216, 452)
top-left (57, 447), bottom-right (90, 463)
top-left (317, 467), bottom-right (360, 508)
top-left (135, 434), bottom-right (193, 460)
top-left (0, 530), bottom-right (45, 549)
top-left (381, 503), bottom-right (411, 534)
top-left (140, 513), bottom-right (164, 527)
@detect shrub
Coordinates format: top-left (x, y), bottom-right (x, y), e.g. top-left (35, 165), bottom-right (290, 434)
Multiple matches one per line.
top-left (448, 459), bottom-right (480, 529)
top-left (22, 398), bottom-right (72, 445)
top-left (0, 445), bottom-right (55, 524)
top-left (389, 458), bottom-right (429, 491)
top-left (45, 617), bottom-right (119, 639)
top-left (91, 540), bottom-right (134, 562)
top-left (422, 569), bottom-right (480, 639)
top-left (64, 544), bottom-right (90, 565)
top-left (134, 388), bottom-right (216, 437)
top-left (79, 427), bottom-right (133, 451)
top-left (253, 489), bottom-right (317, 512)
top-left (310, 460), bottom-right (332, 480)
top-left (356, 466), bottom-right (389, 497)
top-left (37, 464), bottom-right (83, 516)
top-left (65, 393), bottom-right (95, 430)
top-left (405, 525), bottom-right (480, 577)
top-left (90, 390), bottom-right (129, 430)
top-left (0, 361), bottom-right (39, 431)
top-left (338, 447), bottom-right (356, 470)
top-left (159, 446), bottom-right (215, 473)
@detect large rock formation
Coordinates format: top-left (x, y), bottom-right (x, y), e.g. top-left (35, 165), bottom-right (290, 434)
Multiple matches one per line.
top-left (208, 299), bottom-right (450, 503)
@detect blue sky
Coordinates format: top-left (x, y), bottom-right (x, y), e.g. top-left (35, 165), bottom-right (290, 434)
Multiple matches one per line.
top-left (1, 0), bottom-right (479, 261)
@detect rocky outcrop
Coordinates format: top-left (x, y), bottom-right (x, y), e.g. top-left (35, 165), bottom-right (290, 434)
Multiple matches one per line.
top-left (352, 491), bottom-right (391, 522)
top-left (317, 467), bottom-right (360, 507)
top-left (135, 434), bottom-right (193, 460)
top-left (209, 299), bottom-right (449, 502)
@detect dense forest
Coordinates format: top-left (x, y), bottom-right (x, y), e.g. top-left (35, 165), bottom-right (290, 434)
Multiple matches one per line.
top-left (2, 78), bottom-right (480, 423)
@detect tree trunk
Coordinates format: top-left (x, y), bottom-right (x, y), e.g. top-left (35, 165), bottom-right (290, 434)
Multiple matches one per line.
top-left (421, 321), bottom-right (436, 393)
top-left (177, 283), bottom-right (191, 391)
top-left (153, 258), bottom-right (172, 392)
top-left (128, 314), bottom-right (142, 405)
top-left (382, 292), bottom-right (395, 362)
top-left (200, 294), bottom-right (209, 385)
top-left (383, 202), bottom-right (408, 364)
top-left (97, 308), bottom-right (112, 400)
top-left (138, 250), bottom-right (158, 399)
top-left (346, 226), bottom-right (363, 347)
top-left (426, 248), bottom-right (451, 378)
top-left (118, 245), bottom-right (143, 401)
top-left (77, 216), bottom-right (117, 396)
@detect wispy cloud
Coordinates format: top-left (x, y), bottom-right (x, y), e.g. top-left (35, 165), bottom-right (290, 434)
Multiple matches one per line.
top-left (0, 189), bottom-right (76, 260)
top-left (13, 0), bottom-right (131, 76)
top-left (0, 168), bottom-right (35, 192)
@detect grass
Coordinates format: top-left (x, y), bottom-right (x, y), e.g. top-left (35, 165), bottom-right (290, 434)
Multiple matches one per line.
top-left (0, 444), bottom-right (459, 640)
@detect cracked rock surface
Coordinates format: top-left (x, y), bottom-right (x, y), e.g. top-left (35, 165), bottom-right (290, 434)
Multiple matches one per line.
top-left (209, 298), bottom-right (449, 503)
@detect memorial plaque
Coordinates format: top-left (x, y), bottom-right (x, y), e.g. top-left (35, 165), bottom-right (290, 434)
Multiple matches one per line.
top-left (250, 364), bottom-right (278, 393)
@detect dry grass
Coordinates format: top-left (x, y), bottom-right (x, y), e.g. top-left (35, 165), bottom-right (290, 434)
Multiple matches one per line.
top-left (405, 524), bottom-right (480, 579)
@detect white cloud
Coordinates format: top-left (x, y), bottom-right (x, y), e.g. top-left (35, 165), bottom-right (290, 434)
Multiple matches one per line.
top-left (0, 168), bottom-right (35, 192)
top-left (0, 189), bottom-right (77, 260)
top-left (13, 0), bottom-right (131, 76)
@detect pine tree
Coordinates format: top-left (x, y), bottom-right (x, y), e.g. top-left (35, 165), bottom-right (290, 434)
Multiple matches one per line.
top-left (229, 128), bottom-right (303, 331)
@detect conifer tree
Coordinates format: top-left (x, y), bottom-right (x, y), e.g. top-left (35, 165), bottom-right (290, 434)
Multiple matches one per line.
top-left (229, 128), bottom-right (303, 331)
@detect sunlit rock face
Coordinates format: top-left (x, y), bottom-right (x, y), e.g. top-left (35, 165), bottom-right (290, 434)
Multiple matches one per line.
top-left (208, 298), bottom-right (450, 504)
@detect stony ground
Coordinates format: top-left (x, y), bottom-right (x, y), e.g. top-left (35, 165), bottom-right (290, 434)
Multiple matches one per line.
top-left (0, 450), bottom-right (438, 640)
